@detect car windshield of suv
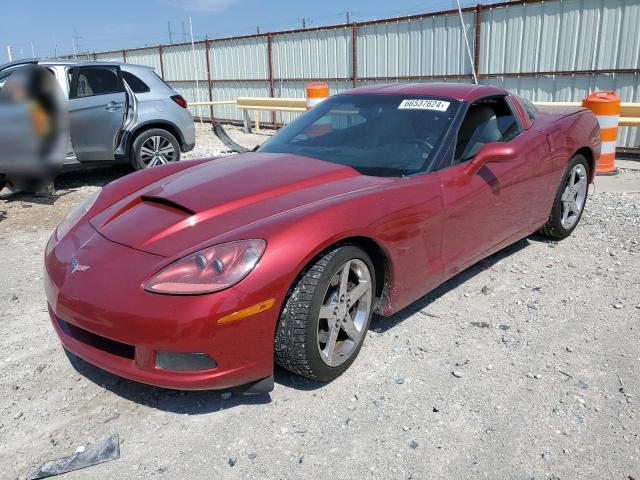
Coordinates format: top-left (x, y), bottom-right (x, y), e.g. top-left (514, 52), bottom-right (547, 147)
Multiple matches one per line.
top-left (259, 94), bottom-right (460, 177)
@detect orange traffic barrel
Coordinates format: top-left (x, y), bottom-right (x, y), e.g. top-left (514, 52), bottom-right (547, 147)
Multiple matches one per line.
top-left (582, 91), bottom-right (620, 175)
top-left (306, 82), bottom-right (329, 109)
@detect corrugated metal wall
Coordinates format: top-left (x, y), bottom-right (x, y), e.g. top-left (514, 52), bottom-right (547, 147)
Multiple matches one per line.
top-left (94, 51), bottom-right (124, 62)
top-left (125, 48), bottom-right (162, 72)
top-left (481, 0), bottom-right (640, 73)
top-left (210, 37), bottom-right (268, 80)
top-left (272, 27), bottom-right (353, 79)
top-left (479, 0), bottom-right (640, 147)
top-left (357, 11), bottom-right (476, 78)
top-left (85, 0), bottom-right (639, 147)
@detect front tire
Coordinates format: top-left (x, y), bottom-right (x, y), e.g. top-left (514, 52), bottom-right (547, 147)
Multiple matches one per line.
top-left (130, 128), bottom-right (180, 170)
top-left (275, 246), bottom-right (376, 382)
top-left (540, 154), bottom-right (589, 240)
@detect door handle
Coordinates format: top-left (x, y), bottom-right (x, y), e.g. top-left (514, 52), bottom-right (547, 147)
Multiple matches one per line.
top-left (105, 102), bottom-right (123, 112)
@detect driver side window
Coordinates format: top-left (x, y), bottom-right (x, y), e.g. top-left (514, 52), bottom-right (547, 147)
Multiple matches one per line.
top-left (454, 97), bottom-right (521, 164)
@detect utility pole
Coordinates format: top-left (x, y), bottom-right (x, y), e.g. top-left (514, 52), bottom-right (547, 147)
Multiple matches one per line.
top-left (53, 36), bottom-right (58, 58)
top-left (346, 11), bottom-right (351, 24)
top-left (302, 17), bottom-right (311, 28)
top-left (257, 26), bottom-right (260, 34)
top-left (30, 42), bottom-right (35, 58)
top-left (72, 29), bottom-right (83, 58)
top-left (188, 17), bottom-right (202, 124)
top-left (455, 0), bottom-right (478, 84)
top-left (6, 45), bottom-right (12, 62)
top-left (167, 21), bottom-right (173, 44)
top-left (181, 21), bottom-right (187, 42)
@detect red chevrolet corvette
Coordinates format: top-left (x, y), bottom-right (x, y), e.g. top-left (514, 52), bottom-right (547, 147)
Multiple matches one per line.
top-left (44, 83), bottom-right (600, 393)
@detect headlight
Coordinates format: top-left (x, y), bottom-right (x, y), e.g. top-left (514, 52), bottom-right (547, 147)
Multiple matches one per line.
top-left (55, 189), bottom-right (101, 241)
top-left (144, 239), bottom-right (266, 295)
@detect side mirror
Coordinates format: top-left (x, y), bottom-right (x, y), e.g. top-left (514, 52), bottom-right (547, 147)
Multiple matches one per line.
top-left (465, 142), bottom-right (518, 176)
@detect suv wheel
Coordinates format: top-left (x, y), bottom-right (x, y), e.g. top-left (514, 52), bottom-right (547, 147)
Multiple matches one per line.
top-left (131, 128), bottom-right (180, 170)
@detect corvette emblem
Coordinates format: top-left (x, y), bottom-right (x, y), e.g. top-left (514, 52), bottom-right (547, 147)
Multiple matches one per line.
top-left (71, 258), bottom-right (90, 273)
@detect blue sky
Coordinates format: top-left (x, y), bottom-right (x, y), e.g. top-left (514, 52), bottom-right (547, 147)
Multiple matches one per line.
top-left (2, 0), bottom-right (490, 61)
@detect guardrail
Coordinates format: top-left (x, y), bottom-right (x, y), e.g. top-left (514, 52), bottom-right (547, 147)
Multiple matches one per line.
top-left (190, 97), bottom-right (306, 132)
top-left (237, 97), bottom-right (306, 132)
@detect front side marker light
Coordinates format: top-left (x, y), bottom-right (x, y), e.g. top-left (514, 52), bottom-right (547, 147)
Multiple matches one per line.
top-left (217, 298), bottom-right (276, 325)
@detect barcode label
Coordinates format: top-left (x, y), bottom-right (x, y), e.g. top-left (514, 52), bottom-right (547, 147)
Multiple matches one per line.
top-left (398, 99), bottom-right (450, 112)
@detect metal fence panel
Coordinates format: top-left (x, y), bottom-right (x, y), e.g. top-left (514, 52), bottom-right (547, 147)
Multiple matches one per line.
top-left (617, 0), bottom-right (640, 70)
top-left (210, 37), bottom-right (268, 80)
top-left (94, 51), bottom-right (124, 62)
top-left (162, 43), bottom-right (208, 81)
top-left (272, 27), bottom-right (353, 79)
top-left (125, 47), bottom-right (162, 72)
top-left (357, 77), bottom-right (471, 87)
top-left (357, 12), bottom-right (476, 78)
top-left (481, 0), bottom-right (640, 73)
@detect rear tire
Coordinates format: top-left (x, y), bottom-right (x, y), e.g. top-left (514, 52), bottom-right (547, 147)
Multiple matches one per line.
top-left (275, 246), bottom-right (376, 382)
top-left (540, 154), bottom-right (589, 240)
top-left (130, 128), bottom-right (180, 170)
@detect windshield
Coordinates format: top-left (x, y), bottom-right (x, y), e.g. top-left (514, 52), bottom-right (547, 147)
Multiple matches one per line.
top-left (259, 94), bottom-right (460, 177)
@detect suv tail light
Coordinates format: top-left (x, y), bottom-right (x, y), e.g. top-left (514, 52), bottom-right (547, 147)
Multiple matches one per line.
top-left (171, 95), bottom-right (188, 108)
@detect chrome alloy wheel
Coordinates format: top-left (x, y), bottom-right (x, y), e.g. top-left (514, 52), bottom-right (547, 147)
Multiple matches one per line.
top-left (140, 135), bottom-right (176, 167)
top-left (317, 259), bottom-right (373, 367)
top-left (560, 163), bottom-right (588, 229)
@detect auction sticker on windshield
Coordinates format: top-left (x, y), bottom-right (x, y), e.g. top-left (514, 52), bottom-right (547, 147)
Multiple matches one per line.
top-left (398, 99), bottom-right (450, 112)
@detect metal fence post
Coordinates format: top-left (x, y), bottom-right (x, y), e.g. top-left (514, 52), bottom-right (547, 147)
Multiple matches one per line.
top-left (158, 45), bottom-right (165, 79)
top-left (204, 39), bottom-right (215, 121)
top-left (474, 3), bottom-right (482, 82)
top-left (352, 22), bottom-right (358, 88)
top-left (243, 109), bottom-right (252, 134)
top-left (267, 33), bottom-right (276, 127)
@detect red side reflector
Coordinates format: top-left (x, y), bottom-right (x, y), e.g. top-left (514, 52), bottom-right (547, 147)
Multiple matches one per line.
top-left (171, 95), bottom-right (188, 108)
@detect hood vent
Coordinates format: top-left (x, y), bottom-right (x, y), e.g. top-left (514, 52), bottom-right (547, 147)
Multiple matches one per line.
top-left (139, 195), bottom-right (195, 216)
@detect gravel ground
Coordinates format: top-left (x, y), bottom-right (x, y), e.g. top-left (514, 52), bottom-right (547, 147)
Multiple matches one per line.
top-left (1, 133), bottom-right (639, 479)
top-left (184, 122), bottom-right (273, 160)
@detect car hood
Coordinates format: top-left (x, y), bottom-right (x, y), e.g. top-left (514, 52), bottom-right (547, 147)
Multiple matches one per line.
top-left (89, 152), bottom-right (380, 257)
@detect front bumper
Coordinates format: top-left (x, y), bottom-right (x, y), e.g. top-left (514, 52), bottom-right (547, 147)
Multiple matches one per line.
top-left (44, 222), bottom-right (279, 391)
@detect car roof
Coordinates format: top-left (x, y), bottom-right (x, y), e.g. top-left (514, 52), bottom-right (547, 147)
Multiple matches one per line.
top-left (40, 59), bottom-right (153, 70)
top-left (0, 58), bottom-right (153, 71)
top-left (344, 82), bottom-right (507, 102)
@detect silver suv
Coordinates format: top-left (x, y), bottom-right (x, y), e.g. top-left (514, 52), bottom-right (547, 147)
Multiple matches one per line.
top-left (0, 59), bottom-right (195, 170)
